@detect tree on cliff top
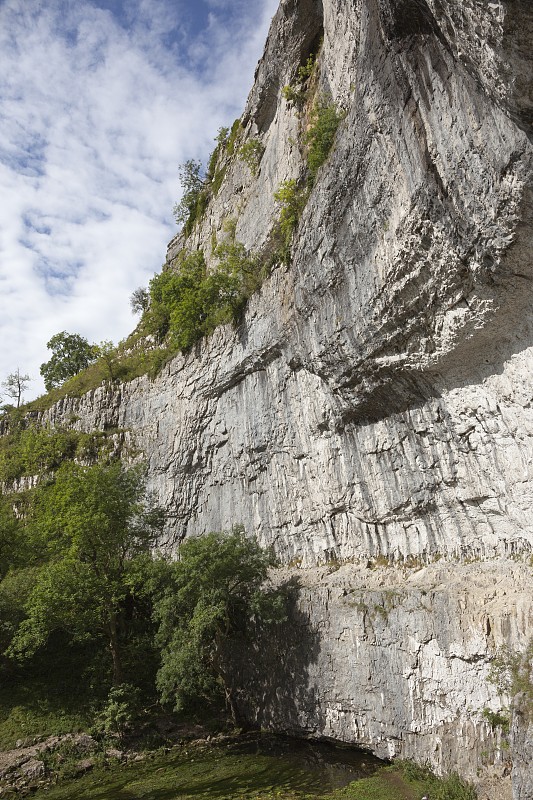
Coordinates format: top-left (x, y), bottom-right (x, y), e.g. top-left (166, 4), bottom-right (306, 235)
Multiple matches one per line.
top-left (40, 331), bottom-right (98, 391)
top-left (1, 369), bottom-right (30, 409)
top-left (9, 461), bottom-right (165, 685)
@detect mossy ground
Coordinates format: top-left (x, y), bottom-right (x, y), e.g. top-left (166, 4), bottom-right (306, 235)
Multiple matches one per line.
top-left (29, 744), bottom-right (426, 800)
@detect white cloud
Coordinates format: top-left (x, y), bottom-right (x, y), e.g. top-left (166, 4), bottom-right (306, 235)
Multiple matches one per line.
top-left (0, 0), bottom-right (278, 401)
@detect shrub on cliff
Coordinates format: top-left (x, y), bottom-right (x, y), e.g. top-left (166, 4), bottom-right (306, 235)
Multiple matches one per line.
top-left (172, 159), bottom-right (208, 235)
top-left (145, 250), bottom-right (243, 350)
top-left (305, 98), bottom-right (343, 185)
top-left (273, 180), bottom-right (309, 263)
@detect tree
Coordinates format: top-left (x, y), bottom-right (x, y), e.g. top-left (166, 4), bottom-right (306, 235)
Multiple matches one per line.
top-left (130, 287), bottom-right (149, 315)
top-left (40, 332), bottom-right (98, 391)
top-left (95, 340), bottom-right (118, 382)
top-left (154, 527), bottom-right (286, 721)
top-left (9, 462), bottom-right (165, 684)
top-left (172, 159), bottom-right (205, 229)
top-left (1, 369), bottom-right (30, 408)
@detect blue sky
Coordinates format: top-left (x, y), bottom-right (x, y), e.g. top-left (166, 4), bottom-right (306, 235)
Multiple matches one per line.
top-left (0, 0), bottom-right (278, 401)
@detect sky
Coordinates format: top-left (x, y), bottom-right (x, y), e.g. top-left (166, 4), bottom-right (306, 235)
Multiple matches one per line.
top-left (0, 0), bottom-right (278, 401)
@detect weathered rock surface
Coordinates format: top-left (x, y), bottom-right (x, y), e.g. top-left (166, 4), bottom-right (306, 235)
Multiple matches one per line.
top-left (25, 0), bottom-right (533, 794)
top-left (232, 560), bottom-right (531, 799)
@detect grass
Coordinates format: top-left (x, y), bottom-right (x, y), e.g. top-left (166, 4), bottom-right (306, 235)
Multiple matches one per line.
top-left (15, 736), bottom-right (477, 800)
top-left (29, 747), bottom-right (399, 800)
top-left (0, 641), bottom-right (106, 749)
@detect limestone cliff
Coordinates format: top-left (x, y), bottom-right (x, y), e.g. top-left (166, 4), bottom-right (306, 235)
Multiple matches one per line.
top-left (33, 0), bottom-right (533, 795)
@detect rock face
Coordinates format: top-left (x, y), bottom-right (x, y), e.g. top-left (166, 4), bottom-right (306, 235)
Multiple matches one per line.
top-left (231, 560), bottom-right (531, 795)
top-left (35, 0), bottom-right (533, 794)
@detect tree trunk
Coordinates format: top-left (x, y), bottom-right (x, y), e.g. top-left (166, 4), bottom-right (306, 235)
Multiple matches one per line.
top-left (224, 685), bottom-right (249, 730)
top-left (107, 613), bottom-right (123, 685)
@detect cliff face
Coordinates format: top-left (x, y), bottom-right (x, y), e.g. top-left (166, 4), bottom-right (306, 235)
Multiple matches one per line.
top-left (37, 0), bottom-right (533, 794)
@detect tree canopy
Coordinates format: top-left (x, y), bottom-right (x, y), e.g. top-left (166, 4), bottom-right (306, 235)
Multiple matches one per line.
top-left (154, 527), bottom-right (285, 721)
top-left (9, 461), bottom-right (165, 684)
top-left (40, 331), bottom-right (98, 391)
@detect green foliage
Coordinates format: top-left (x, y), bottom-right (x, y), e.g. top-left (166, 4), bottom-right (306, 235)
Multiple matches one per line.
top-left (273, 180), bottom-right (309, 263)
top-left (298, 54), bottom-right (316, 82)
top-left (0, 635), bottom-right (107, 749)
top-left (281, 83), bottom-right (306, 106)
top-left (482, 707), bottom-right (510, 733)
top-left (205, 127), bottom-right (232, 196)
top-left (0, 424), bottom-right (111, 484)
top-left (226, 118), bottom-right (242, 156)
top-left (154, 527), bottom-right (285, 717)
top-left (8, 462), bottom-right (165, 685)
top-left (282, 53), bottom-right (317, 108)
top-left (40, 332), bottom-right (98, 392)
top-left (304, 98), bottom-right (342, 185)
top-left (489, 640), bottom-right (533, 721)
top-left (398, 761), bottom-right (477, 800)
top-left (211, 164), bottom-right (227, 195)
top-left (238, 138), bottom-right (264, 177)
top-left (144, 238), bottom-right (266, 352)
top-left (130, 287), bottom-right (149, 315)
top-left (0, 567), bottom-right (38, 657)
top-left (97, 683), bottom-right (139, 742)
top-left (145, 250), bottom-right (241, 351)
top-left (172, 159), bottom-right (208, 233)
top-left (215, 126), bottom-right (229, 147)
top-left (213, 235), bottom-right (264, 301)
top-left (95, 339), bottom-right (119, 382)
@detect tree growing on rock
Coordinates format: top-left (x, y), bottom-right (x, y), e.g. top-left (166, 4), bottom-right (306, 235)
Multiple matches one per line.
top-left (40, 331), bottom-right (98, 391)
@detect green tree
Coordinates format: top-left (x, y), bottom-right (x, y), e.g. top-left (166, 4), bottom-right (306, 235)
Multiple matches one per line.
top-left (40, 332), bottom-right (98, 391)
top-left (9, 462), bottom-right (165, 684)
top-left (95, 340), bottom-right (118, 382)
top-left (146, 251), bottom-right (242, 350)
top-left (154, 527), bottom-right (285, 722)
top-left (1, 369), bottom-right (30, 408)
top-left (172, 159), bottom-right (206, 230)
top-left (130, 287), bottom-right (149, 315)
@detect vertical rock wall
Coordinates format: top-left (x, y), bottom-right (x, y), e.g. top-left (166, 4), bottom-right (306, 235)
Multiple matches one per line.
top-left (33, 0), bottom-right (533, 794)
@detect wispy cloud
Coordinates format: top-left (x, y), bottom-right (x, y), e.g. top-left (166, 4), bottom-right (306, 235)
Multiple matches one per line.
top-left (0, 0), bottom-right (278, 401)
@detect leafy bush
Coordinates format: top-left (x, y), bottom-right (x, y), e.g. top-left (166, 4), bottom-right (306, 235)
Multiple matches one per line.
top-left (0, 424), bottom-right (112, 484)
top-left (145, 250), bottom-right (243, 351)
top-left (225, 118), bottom-right (242, 156)
top-left (489, 640), bottom-right (533, 721)
top-left (172, 160), bottom-right (208, 234)
top-left (298, 54), bottom-right (316, 82)
top-left (304, 97), bottom-right (342, 185)
top-left (482, 707), bottom-right (510, 733)
top-left (282, 83), bottom-right (306, 106)
top-left (282, 53), bottom-right (317, 108)
top-left (273, 180), bottom-right (309, 263)
top-left (97, 684), bottom-right (140, 742)
top-left (154, 527), bottom-right (285, 719)
top-left (237, 138), bottom-right (264, 177)
top-left (130, 287), bottom-right (149, 315)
